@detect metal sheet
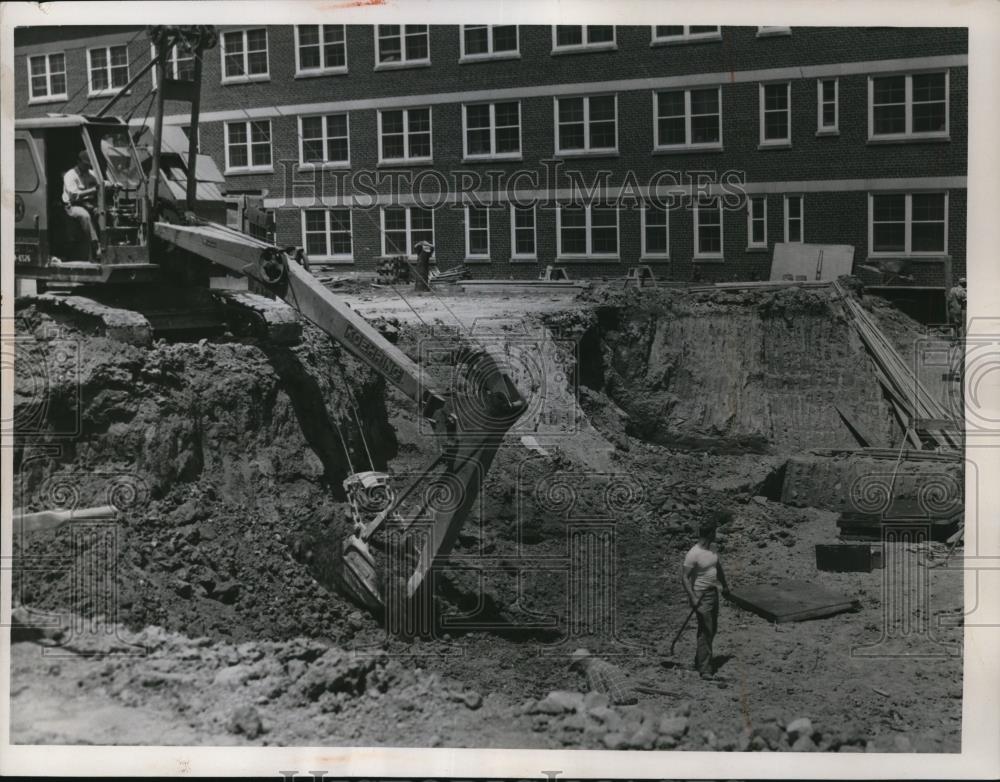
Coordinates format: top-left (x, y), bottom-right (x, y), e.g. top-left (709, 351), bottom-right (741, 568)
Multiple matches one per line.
top-left (725, 579), bottom-right (860, 623)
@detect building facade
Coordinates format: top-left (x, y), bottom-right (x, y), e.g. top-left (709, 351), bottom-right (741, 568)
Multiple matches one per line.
top-left (14, 24), bottom-right (968, 287)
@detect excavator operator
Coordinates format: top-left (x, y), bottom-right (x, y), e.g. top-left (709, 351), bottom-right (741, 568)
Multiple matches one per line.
top-left (62, 150), bottom-right (114, 260)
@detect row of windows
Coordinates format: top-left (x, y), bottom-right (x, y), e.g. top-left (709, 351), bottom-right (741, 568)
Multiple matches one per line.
top-left (24, 25), bottom-right (796, 102)
top-left (218, 71), bottom-right (950, 172)
top-left (296, 192), bottom-right (949, 262)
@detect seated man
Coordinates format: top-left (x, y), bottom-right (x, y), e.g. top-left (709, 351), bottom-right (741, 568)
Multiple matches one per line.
top-left (62, 150), bottom-right (110, 260)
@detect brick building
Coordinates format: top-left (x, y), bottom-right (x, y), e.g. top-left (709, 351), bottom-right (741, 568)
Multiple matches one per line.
top-left (14, 24), bottom-right (968, 289)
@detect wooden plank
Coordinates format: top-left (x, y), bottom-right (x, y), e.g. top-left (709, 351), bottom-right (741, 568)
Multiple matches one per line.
top-left (724, 580), bottom-right (860, 623)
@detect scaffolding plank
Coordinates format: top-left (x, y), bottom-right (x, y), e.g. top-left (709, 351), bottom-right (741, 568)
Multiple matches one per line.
top-left (725, 580), bottom-right (860, 623)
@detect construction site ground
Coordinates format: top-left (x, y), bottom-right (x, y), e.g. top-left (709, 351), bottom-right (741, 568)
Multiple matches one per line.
top-left (11, 281), bottom-right (964, 751)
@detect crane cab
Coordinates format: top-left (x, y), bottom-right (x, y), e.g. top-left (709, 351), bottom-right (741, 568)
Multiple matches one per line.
top-left (14, 114), bottom-right (160, 288)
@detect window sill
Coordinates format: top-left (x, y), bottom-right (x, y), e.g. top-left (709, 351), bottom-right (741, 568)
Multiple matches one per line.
top-left (556, 255), bottom-right (620, 262)
top-left (374, 60), bottom-right (431, 71)
top-left (297, 162), bottom-right (351, 171)
top-left (866, 135), bottom-right (950, 145)
top-left (221, 75), bottom-right (271, 85)
top-left (551, 43), bottom-right (618, 55)
top-left (28, 95), bottom-right (69, 105)
top-left (294, 68), bottom-right (348, 79)
top-left (309, 257), bottom-right (354, 263)
top-left (462, 155), bottom-right (523, 164)
top-left (224, 167), bottom-right (275, 175)
top-left (815, 129), bottom-right (840, 137)
top-left (510, 256), bottom-right (538, 263)
top-left (652, 144), bottom-right (723, 155)
top-left (460, 52), bottom-right (521, 64)
top-left (554, 150), bottom-right (619, 160)
top-left (464, 257), bottom-right (492, 264)
top-left (377, 159), bottom-right (435, 168)
top-left (650, 35), bottom-right (722, 46)
top-left (640, 255), bottom-right (670, 261)
top-left (757, 141), bottom-right (792, 150)
top-left (756, 29), bottom-right (792, 37)
top-left (693, 255), bottom-right (724, 263)
top-left (88, 88), bottom-right (129, 98)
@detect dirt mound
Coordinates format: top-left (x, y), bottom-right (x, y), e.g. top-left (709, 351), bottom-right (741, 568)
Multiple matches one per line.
top-left (557, 286), bottom-right (922, 454)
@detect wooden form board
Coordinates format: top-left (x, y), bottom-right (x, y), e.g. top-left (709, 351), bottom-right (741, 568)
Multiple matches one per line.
top-left (770, 243), bottom-right (855, 282)
top-left (725, 579), bottom-right (860, 623)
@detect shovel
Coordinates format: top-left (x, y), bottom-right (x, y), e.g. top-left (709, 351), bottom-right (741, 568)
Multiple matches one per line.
top-left (659, 591), bottom-right (707, 667)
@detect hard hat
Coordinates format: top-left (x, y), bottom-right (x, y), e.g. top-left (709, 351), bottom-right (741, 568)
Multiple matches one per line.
top-left (568, 648), bottom-right (591, 668)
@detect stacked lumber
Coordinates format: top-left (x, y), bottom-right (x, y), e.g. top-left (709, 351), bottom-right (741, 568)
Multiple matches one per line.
top-left (833, 280), bottom-right (960, 451)
top-left (430, 265), bottom-right (468, 283)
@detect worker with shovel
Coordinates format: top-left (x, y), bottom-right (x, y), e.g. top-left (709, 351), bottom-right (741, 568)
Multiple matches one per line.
top-left (680, 513), bottom-right (731, 680)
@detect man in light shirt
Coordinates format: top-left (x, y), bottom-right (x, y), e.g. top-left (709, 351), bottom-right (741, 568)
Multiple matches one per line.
top-left (62, 150), bottom-right (106, 260)
top-left (681, 512), bottom-right (731, 680)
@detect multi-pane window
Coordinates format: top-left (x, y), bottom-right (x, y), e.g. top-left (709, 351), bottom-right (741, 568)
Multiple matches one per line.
top-left (381, 206), bottom-right (434, 257)
top-left (461, 25), bottom-right (519, 59)
top-left (556, 95), bottom-right (617, 154)
top-left (376, 25), bottom-right (430, 66)
top-left (379, 108), bottom-right (432, 162)
top-left (222, 28), bottom-right (269, 81)
top-left (870, 193), bottom-right (947, 256)
top-left (817, 78), bottom-right (838, 133)
top-left (302, 209), bottom-right (353, 260)
top-left (511, 205), bottom-right (537, 259)
top-left (28, 53), bottom-right (67, 101)
top-left (747, 196), bottom-right (767, 249)
top-left (151, 42), bottom-right (196, 87)
top-left (552, 26), bottom-right (616, 51)
top-left (224, 120), bottom-right (272, 171)
top-left (557, 205), bottom-right (619, 257)
top-left (87, 45), bottom-right (129, 95)
top-left (463, 102), bottom-right (521, 159)
top-left (784, 195), bottom-right (804, 243)
top-left (870, 72), bottom-right (948, 139)
top-left (299, 114), bottom-right (350, 165)
top-left (760, 82), bottom-right (791, 145)
top-left (295, 25), bottom-right (347, 74)
top-left (694, 197), bottom-right (723, 258)
top-left (641, 203), bottom-right (669, 258)
top-left (651, 26), bottom-right (721, 43)
top-left (655, 87), bottom-right (722, 149)
top-left (465, 206), bottom-right (491, 259)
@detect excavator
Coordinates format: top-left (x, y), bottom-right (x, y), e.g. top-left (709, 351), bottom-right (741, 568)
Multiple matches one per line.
top-left (12, 26), bottom-right (526, 618)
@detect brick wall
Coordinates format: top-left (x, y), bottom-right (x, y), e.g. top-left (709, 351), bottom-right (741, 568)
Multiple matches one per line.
top-left (14, 25), bottom-right (968, 281)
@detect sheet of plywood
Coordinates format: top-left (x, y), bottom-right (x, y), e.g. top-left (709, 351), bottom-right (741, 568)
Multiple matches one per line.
top-left (725, 579), bottom-right (860, 623)
top-left (770, 243), bottom-right (855, 282)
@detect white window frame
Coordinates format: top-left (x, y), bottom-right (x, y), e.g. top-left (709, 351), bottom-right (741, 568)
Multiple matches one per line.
top-left (462, 101), bottom-right (522, 161)
top-left (87, 44), bottom-right (130, 97)
top-left (867, 192), bottom-right (949, 258)
top-left (377, 107), bottom-right (433, 164)
top-left (653, 87), bottom-right (723, 151)
top-left (150, 42), bottom-right (196, 88)
top-left (27, 52), bottom-right (68, 103)
top-left (817, 78), bottom-right (839, 135)
top-left (759, 81), bottom-right (792, 147)
top-left (301, 208), bottom-right (354, 262)
top-left (460, 25), bottom-right (520, 62)
top-left (757, 26), bottom-right (792, 37)
top-left (374, 25), bottom-right (431, 70)
top-left (294, 25), bottom-right (348, 77)
top-left (693, 198), bottom-right (724, 260)
top-left (554, 94), bottom-right (619, 156)
top-left (551, 26), bottom-right (617, 54)
top-left (220, 28), bottom-right (270, 84)
top-left (224, 119), bottom-right (273, 173)
top-left (640, 202), bottom-right (670, 260)
top-left (747, 195), bottom-right (768, 250)
top-left (556, 204), bottom-right (620, 260)
top-left (650, 26), bottom-right (721, 45)
top-left (783, 195), bottom-right (804, 243)
top-left (297, 113), bottom-right (351, 168)
top-left (464, 205), bottom-right (491, 261)
top-left (867, 71), bottom-right (950, 141)
top-left (510, 204), bottom-right (538, 261)
top-left (379, 206), bottom-right (436, 259)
